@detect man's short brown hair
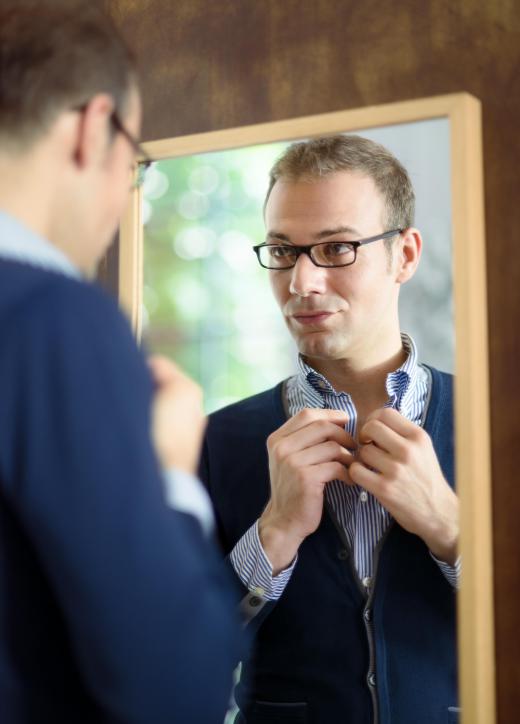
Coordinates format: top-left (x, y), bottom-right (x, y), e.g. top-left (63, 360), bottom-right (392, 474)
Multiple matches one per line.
top-left (0, 0), bottom-right (135, 146)
top-left (265, 135), bottom-right (415, 241)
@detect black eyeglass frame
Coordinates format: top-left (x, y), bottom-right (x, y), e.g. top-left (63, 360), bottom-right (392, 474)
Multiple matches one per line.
top-left (71, 104), bottom-right (153, 189)
top-left (253, 228), bottom-right (403, 269)
top-left (109, 111), bottom-right (152, 188)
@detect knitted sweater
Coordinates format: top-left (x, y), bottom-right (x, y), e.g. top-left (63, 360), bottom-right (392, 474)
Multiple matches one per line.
top-left (201, 367), bottom-right (458, 724)
top-left (0, 258), bottom-right (241, 724)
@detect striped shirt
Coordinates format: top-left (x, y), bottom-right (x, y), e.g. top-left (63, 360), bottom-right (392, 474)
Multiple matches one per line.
top-left (230, 334), bottom-right (460, 600)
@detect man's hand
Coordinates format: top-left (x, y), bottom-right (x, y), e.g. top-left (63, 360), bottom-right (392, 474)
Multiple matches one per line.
top-left (148, 356), bottom-right (206, 475)
top-left (259, 408), bottom-right (354, 575)
top-left (349, 408), bottom-right (459, 565)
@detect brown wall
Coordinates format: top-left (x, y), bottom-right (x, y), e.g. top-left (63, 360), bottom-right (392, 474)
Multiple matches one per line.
top-left (109, 1), bottom-right (520, 719)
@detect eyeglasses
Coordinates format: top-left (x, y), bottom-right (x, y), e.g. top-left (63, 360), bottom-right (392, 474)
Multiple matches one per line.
top-left (109, 111), bottom-right (152, 189)
top-left (253, 229), bottom-right (403, 269)
top-left (71, 104), bottom-right (152, 189)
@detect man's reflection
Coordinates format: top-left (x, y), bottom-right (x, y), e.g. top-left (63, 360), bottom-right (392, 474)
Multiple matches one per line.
top-left (201, 135), bottom-right (459, 724)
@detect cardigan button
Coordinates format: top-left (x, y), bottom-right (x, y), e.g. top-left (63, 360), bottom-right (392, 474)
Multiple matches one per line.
top-left (337, 549), bottom-right (349, 560)
top-left (249, 596), bottom-right (262, 607)
top-left (368, 673), bottom-right (376, 687)
top-left (363, 608), bottom-right (372, 622)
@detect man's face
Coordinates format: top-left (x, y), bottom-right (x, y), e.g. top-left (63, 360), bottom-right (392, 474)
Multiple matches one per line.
top-left (265, 170), bottom-right (402, 365)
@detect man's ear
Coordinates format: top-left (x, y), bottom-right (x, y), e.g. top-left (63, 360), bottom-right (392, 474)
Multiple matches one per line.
top-left (395, 227), bottom-right (422, 284)
top-left (73, 94), bottom-right (115, 170)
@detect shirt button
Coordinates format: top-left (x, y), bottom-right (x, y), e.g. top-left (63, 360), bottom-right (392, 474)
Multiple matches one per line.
top-left (368, 673), bottom-right (376, 687)
top-left (362, 576), bottom-right (372, 589)
top-left (363, 608), bottom-right (372, 622)
top-left (359, 491), bottom-right (368, 503)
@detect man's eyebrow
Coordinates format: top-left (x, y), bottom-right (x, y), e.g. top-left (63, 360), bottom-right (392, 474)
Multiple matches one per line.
top-left (265, 226), bottom-right (362, 244)
top-left (315, 226), bottom-right (361, 239)
top-left (265, 231), bottom-right (291, 243)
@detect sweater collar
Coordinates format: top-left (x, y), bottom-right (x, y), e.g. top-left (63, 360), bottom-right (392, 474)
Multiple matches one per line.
top-left (0, 210), bottom-right (80, 279)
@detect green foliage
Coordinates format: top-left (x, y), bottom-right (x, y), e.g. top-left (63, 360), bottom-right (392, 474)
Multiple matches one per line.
top-left (143, 142), bottom-right (295, 413)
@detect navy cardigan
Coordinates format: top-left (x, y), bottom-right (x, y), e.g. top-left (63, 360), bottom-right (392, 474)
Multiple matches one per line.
top-left (0, 259), bottom-right (241, 724)
top-left (201, 368), bottom-right (458, 724)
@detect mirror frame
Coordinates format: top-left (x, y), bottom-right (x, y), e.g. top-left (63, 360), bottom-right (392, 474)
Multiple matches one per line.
top-left (118, 92), bottom-right (494, 724)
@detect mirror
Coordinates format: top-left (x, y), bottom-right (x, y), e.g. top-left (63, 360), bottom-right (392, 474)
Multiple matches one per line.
top-left (118, 93), bottom-right (494, 724)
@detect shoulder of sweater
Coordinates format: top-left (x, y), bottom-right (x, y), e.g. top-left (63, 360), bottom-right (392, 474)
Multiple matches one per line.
top-left (0, 263), bottom-right (133, 348)
top-left (0, 264), bottom-right (148, 392)
top-left (421, 363), bottom-right (454, 382)
top-left (422, 364), bottom-right (454, 403)
top-left (421, 364), bottom-right (454, 444)
top-left (207, 382), bottom-right (286, 436)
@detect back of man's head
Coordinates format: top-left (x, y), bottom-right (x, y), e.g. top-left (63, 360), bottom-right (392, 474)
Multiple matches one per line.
top-left (0, 0), bottom-right (135, 150)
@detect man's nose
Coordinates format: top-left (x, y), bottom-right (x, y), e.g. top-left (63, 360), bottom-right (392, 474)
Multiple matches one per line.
top-left (289, 253), bottom-right (328, 297)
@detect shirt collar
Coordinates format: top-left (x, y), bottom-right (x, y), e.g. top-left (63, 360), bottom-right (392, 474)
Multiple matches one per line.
top-left (0, 210), bottom-right (81, 279)
top-left (297, 332), bottom-right (420, 413)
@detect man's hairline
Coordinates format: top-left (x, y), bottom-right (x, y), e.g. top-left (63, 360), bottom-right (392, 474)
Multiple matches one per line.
top-left (262, 172), bottom-right (393, 239)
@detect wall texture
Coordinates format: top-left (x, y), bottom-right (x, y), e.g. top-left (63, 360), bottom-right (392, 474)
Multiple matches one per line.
top-left (107, 1), bottom-right (520, 719)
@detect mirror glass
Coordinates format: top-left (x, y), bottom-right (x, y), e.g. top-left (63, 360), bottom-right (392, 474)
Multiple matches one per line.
top-left (141, 118), bottom-right (452, 412)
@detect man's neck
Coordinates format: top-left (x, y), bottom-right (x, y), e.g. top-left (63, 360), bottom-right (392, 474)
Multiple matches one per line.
top-left (304, 336), bottom-right (407, 425)
top-left (0, 154), bottom-right (54, 242)
top-left (0, 156), bottom-right (86, 275)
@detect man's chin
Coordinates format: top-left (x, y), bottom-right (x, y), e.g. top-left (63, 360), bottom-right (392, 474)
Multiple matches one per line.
top-left (295, 335), bottom-right (346, 361)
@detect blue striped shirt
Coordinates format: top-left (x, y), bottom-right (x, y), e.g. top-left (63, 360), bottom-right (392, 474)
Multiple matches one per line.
top-left (230, 335), bottom-right (460, 599)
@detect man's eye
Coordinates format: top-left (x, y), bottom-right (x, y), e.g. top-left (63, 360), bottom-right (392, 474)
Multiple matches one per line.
top-left (323, 242), bottom-right (354, 256)
top-left (269, 246), bottom-right (294, 258)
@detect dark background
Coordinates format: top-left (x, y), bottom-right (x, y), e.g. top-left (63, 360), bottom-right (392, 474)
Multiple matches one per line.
top-left (104, 2), bottom-right (520, 719)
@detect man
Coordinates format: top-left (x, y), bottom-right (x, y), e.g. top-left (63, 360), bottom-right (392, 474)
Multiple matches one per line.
top-left (0, 2), bottom-right (240, 722)
top-left (201, 135), bottom-right (459, 723)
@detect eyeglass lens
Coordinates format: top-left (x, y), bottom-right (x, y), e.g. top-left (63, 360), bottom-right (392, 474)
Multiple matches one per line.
top-left (258, 241), bottom-right (356, 269)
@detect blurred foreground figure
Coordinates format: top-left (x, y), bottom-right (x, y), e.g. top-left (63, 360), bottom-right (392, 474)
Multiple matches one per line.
top-left (0, 2), bottom-right (241, 722)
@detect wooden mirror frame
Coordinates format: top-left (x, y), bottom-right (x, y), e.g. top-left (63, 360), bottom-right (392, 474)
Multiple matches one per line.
top-left (118, 92), bottom-right (494, 724)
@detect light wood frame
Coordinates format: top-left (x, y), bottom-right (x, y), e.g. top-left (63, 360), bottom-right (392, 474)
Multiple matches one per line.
top-left (119, 93), bottom-right (494, 724)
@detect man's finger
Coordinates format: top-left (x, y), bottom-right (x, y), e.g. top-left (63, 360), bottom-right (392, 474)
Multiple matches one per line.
top-left (311, 461), bottom-right (351, 486)
top-left (272, 420), bottom-right (355, 457)
top-left (291, 441), bottom-right (354, 468)
top-left (348, 460), bottom-right (383, 495)
top-left (148, 355), bottom-right (180, 384)
top-left (358, 442), bottom-right (391, 474)
top-left (364, 407), bottom-right (418, 438)
top-left (359, 418), bottom-right (408, 456)
top-left (278, 408), bottom-right (348, 437)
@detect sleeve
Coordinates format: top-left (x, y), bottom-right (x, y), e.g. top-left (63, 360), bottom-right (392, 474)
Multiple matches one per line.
top-left (430, 552), bottom-right (461, 589)
top-left (230, 520), bottom-right (298, 625)
top-left (199, 423), bottom-right (296, 627)
top-left (230, 520), bottom-right (297, 600)
top-left (0, 280), bottom-right (243, 724)
top-left (163, 467), bottom-right (215, 537)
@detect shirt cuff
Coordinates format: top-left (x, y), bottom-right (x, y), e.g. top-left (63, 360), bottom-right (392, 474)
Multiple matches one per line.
top-left (230, 520), bottom-right (297, 601)
top-left (163, 468), bottom-right (215, 537)
top-left (430, 552), bottom-right (461, 589)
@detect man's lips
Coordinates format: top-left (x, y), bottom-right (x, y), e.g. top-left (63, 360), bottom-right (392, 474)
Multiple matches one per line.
top-left (291, 311), bottom-right (335, 325)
